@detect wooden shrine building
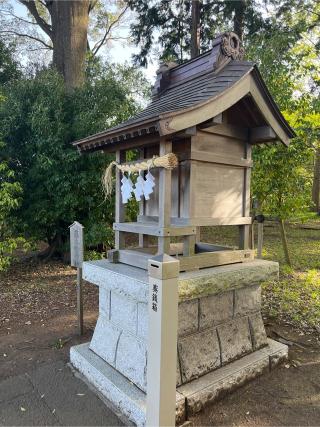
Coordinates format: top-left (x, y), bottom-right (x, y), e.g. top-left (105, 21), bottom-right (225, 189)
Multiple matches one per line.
top-left (73, 32), bottom-right (295, 272)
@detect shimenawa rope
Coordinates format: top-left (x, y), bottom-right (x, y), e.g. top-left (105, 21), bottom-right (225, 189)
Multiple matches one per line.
top-left (102, 152), bottom-right (178, 198)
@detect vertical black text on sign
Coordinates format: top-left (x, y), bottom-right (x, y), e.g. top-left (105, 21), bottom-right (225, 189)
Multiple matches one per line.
top-left (152, 283), bottom-right (158, 312)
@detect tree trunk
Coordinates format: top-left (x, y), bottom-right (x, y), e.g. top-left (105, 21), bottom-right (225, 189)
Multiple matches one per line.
top-left (50, 0), bottom-right (90, 89)
top-left (312, 146), bottom-right (320, 213)
top-left (279, 219), bottom-right (292, 266)
top-left (233, 0), bottom-right (246, 40)
top-left (191, 0), bottom-right (200, 58)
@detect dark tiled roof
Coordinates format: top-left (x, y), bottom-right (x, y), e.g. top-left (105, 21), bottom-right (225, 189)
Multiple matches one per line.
top-left (109, 60), bottom-right (254, 132)
top-left (73, 44), bottom-right (294, 152)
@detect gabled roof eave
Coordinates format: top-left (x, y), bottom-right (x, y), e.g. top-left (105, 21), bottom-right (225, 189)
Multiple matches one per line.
top-left (157, 69), bottom-right (294, 146)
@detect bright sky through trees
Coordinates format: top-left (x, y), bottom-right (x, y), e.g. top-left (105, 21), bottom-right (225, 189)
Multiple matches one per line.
top-left (5, 0), bottom-right (159, 81)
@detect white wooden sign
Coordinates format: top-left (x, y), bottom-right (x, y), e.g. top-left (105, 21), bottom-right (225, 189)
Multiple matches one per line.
top-left (146, 255), bottom-right (179, 427)
top-left (69, 221), bottom-right (84, 268)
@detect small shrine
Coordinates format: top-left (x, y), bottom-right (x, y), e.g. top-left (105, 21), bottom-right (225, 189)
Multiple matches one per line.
top-left (71, 32), bottom-right (294, 426)
top-left (74, 31), bottom-right (294, 272)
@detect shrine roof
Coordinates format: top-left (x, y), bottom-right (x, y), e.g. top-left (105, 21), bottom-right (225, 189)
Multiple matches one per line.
top-left (73, 33), bottom-right (295, 153)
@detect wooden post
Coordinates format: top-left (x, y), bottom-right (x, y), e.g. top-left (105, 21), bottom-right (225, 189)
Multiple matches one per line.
top-left (77, 267), bottom-right (84, 335)
top-left (239, 142), bottom-right (251, 249)
top-left (115, 150), bottom-right (126, 250)
top-left (158, 139), bottom-right (172, 254)
top-left (146, 254), bottom-right (179, 427)
top-left (69, 221), bottom-right (84, 336)
top-left (279, 219), bottom-right (292, 266)
top-left (251, 221), bottom-right (255, 250)
top-left (255, 214), bottom-right (265, 259)
top-left (257, 223), bottom-right (263, 258)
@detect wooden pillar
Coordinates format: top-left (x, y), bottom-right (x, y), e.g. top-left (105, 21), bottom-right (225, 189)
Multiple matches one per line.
top-left (158, 139), bottom-right (172, 255)
top-left (183, 136), bottom-right (198, 256)
top-left (183, 235), bottom-right (196, 256)
top-left (138, 148), bottom-right (149, 248)
top-left (239, 142), bottom-right (251, 249)
top-left (115, 150), bottom-right (126, 250)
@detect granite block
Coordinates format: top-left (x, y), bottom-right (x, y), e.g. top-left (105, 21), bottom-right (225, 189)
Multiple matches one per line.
top-left (178, 299), bottom-right (199, 337)
top-left (199, 291), bottom-right (233, 329)
top-left (89, 316), bottom-right (121, 367)
top-left (110, 292), bottom-right (137, 335)
top-left (234, 285), bottom-right (261, 316)
top-left (178, 329), bottom-right (221, 383)
top-left (248, 312), bottom-right (268, 350)
top-left (116, 333), bottom-right (147, 392)
top-left (217, 317), bottom-right (252, 364)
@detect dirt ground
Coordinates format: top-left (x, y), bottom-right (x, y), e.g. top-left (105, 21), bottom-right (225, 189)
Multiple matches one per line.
top-left (1, 260), bottom-right (320, 426)
top-left (0, 260), bottom-right (99, 380)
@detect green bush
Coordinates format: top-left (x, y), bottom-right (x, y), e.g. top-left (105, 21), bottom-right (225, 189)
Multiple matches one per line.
top-left (0, 149), bottom-right (29, 271)
top-left (0, 63), bottom-right (149, 256)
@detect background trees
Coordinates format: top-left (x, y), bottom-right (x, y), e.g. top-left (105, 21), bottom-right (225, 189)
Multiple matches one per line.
top-left (0, 60), bottom-right (148, 259)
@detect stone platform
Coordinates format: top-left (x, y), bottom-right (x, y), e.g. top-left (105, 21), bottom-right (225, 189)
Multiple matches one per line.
top-left (70, 259), bottom-right (287, 425)
top-left (71, 339), bottom-right (288, 426)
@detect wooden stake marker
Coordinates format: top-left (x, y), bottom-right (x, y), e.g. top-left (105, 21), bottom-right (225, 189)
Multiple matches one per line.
top-left (69, 221), bottom-right (84, 336)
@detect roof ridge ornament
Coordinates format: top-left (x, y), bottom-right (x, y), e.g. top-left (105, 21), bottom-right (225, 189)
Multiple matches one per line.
top-left (220, 32), bottom-right (245, 61)
top-left (152, 32), bottom-right (245, 98)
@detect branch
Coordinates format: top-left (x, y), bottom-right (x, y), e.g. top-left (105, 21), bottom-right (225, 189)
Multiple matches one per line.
top-left (19, 0), bottom-right (52, 39)
top-left (92, 6), bottom-right (128, 56)
top-left (0, 9), bottom-right (38, 25)
top-left (89, 0), bottom-right (98, 14)
top-left (0, 30), bottom-right (52, 49)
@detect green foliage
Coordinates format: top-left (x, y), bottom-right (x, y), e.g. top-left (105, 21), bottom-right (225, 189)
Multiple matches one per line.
top-left (0, 62), bottom-right (149, 254)
top-left (0, 39), bottom-right (21, 85)
top-left (0, 40), bottom-right (28, 271)
top-left (252, 140), bottom-right (313, 220)
top-left (246, 3), bottom-right (319, 221)
top-left (128, 0), bottom-right (278, 65)
top-left (263, 269), bottom-right (320, 330)
top-left (0, 145), bottom-right (28, 271)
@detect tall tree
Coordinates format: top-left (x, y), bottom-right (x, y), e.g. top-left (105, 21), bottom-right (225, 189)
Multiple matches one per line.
top-left (233, 0), bottom-right (246, 41)
top-left (19, 0), bottom-right (90, 89)
top-left (191, 0), bottom-right (200, 58)
top-left (0, 0), bottom-right (129, 89)
top-left (127, 0), bottom-right (272, 65)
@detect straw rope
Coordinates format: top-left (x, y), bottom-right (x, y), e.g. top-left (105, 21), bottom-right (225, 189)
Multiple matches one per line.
top-left (102, 152), bottom-right (178, 198)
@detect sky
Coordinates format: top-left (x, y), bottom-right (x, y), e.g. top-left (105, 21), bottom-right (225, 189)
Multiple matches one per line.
top-left (10, 0), bottom-right (159, 83)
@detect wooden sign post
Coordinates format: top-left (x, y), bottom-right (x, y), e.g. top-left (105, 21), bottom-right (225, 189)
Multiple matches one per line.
top-left (146, 254), bottom-right (179, 427)
top-left (69, 221), bottom-right (84, 336)
top-left (255, 214), bottom-right (265, 259)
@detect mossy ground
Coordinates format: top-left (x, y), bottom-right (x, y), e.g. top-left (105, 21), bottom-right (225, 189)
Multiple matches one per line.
top-left (203, 220), bottom-right (320, 331)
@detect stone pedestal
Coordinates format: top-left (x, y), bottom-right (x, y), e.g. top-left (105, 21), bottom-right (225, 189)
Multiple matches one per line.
top-left (70, 260), bottom-right (288, 426)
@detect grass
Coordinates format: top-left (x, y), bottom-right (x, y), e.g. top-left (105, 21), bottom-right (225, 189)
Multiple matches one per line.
top-left (202, 222), bottom-right (320, 331)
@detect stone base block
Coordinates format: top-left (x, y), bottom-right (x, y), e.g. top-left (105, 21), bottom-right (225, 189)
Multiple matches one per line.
top-left (70, 339), bottom-right (287, 426)
top-left (70, 343), bottom-right (186, 427)
top-left (83, 259), bottom-right (277, 391)
top-left (177, 338), bottom-right (288, 416)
